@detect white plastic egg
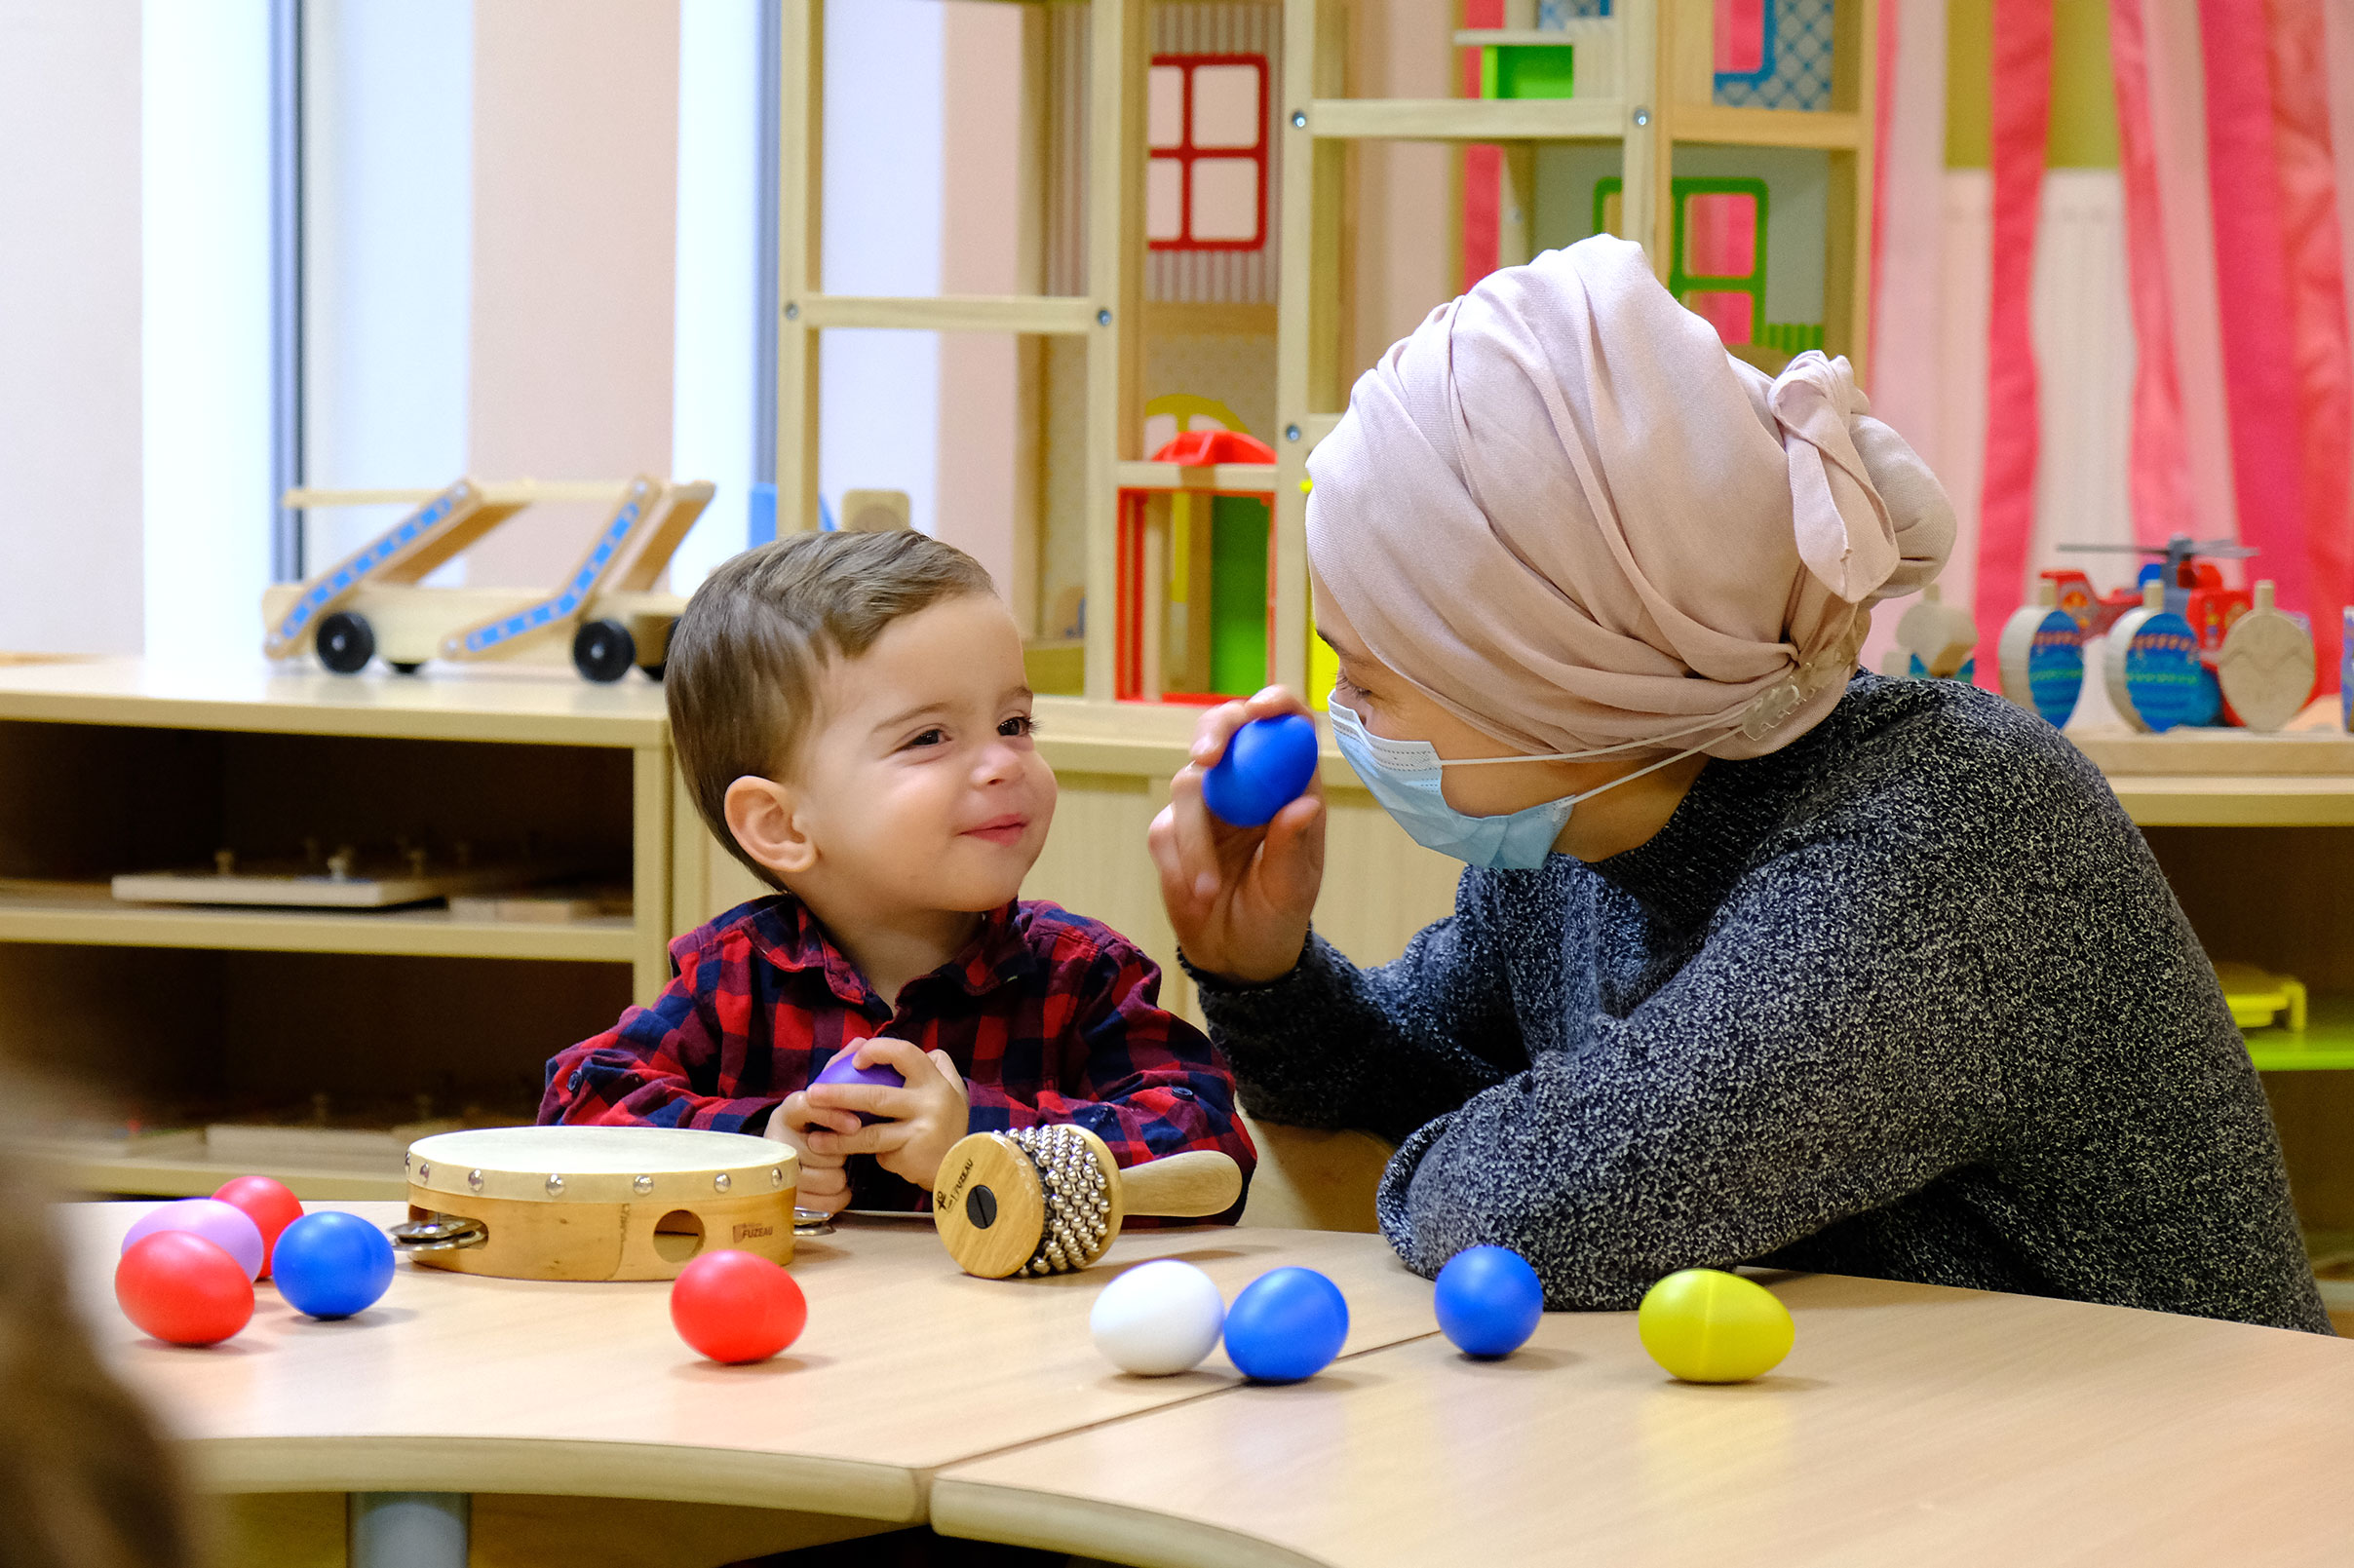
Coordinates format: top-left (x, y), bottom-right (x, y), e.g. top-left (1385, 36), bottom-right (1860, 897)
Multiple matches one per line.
top-left (1089, 1259), bottom-right (1226, 1376)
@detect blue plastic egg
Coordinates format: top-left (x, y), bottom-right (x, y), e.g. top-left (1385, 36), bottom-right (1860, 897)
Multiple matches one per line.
top-left (1221, 1266), bottom-right (1349, 1382)
top-left (271, 1210), bottom-right (396, 1319)
top-left (1201, 714), bottom-right (1319, 828)
top-left (1433, 1245), bottom-right (1544, 1358)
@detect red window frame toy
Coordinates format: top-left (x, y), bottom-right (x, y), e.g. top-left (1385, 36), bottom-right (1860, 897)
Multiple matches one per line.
top-left (1147, 54), bottom-right (1270, 253)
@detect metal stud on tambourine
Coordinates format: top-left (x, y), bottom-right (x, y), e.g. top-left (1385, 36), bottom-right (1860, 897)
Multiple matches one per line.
top-left (932, 1124), bottom-right (1244, 1279)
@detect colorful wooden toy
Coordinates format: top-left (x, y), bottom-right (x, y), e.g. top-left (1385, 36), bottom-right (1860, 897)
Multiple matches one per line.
top-left (1889, 584), bottom-right (1977, 682)
top-left (2213, 962), bottom-right (2309, 1033)
top-left (1996, 580), bottom-right (2085, 727)
top-left (2102, 580), bottom-right (2208, 733)
top-left (1090, 1259), bottom-right (1227, 1377)
top-left (1638, 1268), bottom-right (1794, 1383)
top-left (264, 477), bottom-right (714, 681)
top-left (931, 1125), bottom-right (1242, 1280)
top-left (2216, 582), bottom-right (2317, 733)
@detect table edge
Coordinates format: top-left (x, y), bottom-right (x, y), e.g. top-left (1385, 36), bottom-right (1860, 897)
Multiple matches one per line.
top-left (186, 1434), bottom-right (924, 1522)
top-left (931, 1477), bottom-right (1330, 1568)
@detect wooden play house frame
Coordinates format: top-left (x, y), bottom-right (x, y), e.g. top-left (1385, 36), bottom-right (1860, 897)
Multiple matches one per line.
top-left (767, 0), bottom-right (1875, 712)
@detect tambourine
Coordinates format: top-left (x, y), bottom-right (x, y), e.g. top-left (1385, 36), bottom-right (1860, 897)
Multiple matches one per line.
top-left (390, 1126), bottom-right (799, 1281)
top-left (933, 1125), bottom-right (1243, 1279)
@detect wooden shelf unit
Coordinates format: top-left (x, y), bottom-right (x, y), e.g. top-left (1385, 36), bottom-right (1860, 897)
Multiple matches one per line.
top-left (0, 658), bottom-right (682, 1200)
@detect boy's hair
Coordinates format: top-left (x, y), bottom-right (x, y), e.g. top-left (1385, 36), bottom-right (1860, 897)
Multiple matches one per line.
top-left (668, 529), bottom-right (996, 890)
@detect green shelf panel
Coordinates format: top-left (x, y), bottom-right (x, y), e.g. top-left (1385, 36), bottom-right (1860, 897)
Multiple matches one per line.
top-left (2246, 995), bottom-right (2354, 1072)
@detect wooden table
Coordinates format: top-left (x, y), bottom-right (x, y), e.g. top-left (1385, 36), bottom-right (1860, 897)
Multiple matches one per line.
top-left (936, 1271), bottom-right (2354, 1567)
top-left (73, 1205), bottom-right (2354, 1567)
top-left (71, 1203), bottom-right (1441, 1564)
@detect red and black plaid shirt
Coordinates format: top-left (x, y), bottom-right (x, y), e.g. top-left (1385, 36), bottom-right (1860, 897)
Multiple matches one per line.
top-left (541, 895), bottom-right (1254, 1213)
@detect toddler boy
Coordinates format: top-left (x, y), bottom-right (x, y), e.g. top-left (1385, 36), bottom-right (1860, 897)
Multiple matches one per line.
top-left (540, 530), bottom-right (1255, 1216)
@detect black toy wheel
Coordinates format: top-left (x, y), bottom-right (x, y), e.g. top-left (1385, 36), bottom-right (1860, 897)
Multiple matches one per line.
top-left (315, 611), bottom-right (375, 674)
top-left (388, 661), bottom-right (424, 675)
top-left (572, 619), bottom-right (637, 683)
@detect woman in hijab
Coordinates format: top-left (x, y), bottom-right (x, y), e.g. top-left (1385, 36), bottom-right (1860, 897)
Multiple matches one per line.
top-left (1149, 237), bottom-right (2327, 1333)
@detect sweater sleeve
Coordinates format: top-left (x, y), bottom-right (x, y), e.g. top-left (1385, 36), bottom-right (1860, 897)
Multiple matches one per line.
top-left (1376, 833), bottom-right (2009, 1310)
top-left (1189, 872), bottom-right (1529, 1147)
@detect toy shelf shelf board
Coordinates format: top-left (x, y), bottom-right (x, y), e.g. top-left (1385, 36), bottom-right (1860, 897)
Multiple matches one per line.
top-left (1672, 105), bottom-right (1864, 149)
top-left (1307, 96), bottom-right (1628, 141)
top-left (0, 880), bottom-right (635, 964)
top-left (1114, 460), bottom-right (1283, 492)
top-left (2102, 776), bottom-right (2354, 828)
top-left (1453, 24), bottom-right (1621, 47)
top-left (0, 657), bottom-right (668, 747)
top-left (794, 294), bottom-right (1099, 335)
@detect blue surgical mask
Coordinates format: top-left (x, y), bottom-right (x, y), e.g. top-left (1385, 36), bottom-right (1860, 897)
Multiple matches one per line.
top-left (1326, 698), bottom-right (1728, 871)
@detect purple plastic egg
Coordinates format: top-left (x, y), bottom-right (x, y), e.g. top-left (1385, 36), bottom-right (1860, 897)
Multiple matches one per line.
top-left (811, 1043), bottom-right (907, 1126)
top-left (122, 1198), bottom-right (266, 1281)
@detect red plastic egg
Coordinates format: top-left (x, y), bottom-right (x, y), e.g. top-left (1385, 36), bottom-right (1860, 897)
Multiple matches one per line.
top-left (115, 1231), bottom-right (255, 1347)
top-left (212, 1175), bottom-right (305, 1278)
top-left (670, 1249), bottom-right (805, 1364)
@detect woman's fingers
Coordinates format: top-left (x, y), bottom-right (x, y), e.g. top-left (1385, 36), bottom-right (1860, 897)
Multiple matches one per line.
top-left (1187, 700), bottom-right (1254, 769)
top-left (1257, 792), bottom-right (1327, 912)
top-left (1244, 685), bottom-right (1316, 721)
top-left (1190, 686), bottom-right (1315, 769)
top-left (1164, 763), bottom-right (1228, 903)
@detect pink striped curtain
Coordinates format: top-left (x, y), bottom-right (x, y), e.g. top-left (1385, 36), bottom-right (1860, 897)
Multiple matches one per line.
top-left (2090, 0), bottom-right (2354, 690)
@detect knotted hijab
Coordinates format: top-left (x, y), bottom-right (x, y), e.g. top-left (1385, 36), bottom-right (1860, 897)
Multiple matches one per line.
top-left (1306, 236), bottom-right (1954, 760)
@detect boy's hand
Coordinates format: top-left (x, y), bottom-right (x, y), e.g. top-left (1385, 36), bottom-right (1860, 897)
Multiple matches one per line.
top-left (1149, 686), bottom-right (1326, 983)
top-left (767, 1090), bottom-right (857, 1215)
top-left (801, 1036), bottom-right (970, 1195)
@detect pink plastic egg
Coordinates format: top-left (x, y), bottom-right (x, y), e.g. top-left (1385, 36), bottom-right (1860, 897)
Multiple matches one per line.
top-left (122, 1199), bottom-right (266, 1281)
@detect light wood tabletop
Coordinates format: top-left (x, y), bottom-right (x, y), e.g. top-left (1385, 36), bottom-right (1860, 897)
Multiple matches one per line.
top-left (69, 1202), bottom-right (1440, 1527)
top-left (931, 1271), bottom-right (2354, 1568)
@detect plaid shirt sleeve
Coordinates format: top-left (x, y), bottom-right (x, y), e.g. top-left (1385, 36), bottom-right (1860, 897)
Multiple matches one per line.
top-left (980, 918), bottom-right (1257, 1216)
top-left (539, 928), bottom-right (784, 1133)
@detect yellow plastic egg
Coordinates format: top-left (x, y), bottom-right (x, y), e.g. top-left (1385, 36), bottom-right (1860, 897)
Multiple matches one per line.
top-left (1637, 1269), bottom-right (1794, 1383)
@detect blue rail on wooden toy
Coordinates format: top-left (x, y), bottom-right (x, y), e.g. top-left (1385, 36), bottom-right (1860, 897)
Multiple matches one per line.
top-left (274, 491), bottom-right (461, 647)
top-left (457, 499), bottom-right (643, 654)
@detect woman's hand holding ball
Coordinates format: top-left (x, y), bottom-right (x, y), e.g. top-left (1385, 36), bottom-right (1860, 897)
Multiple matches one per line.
top-left (1148, 687), bottom-right (1327, 984)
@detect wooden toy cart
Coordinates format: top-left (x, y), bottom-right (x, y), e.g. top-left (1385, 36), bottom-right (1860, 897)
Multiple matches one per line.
top-left (263, 477), bottom-right (714, 681)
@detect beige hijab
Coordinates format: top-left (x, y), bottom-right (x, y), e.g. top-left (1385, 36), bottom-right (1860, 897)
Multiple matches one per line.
top-left (1306, 236), bottom-right (1954, 760)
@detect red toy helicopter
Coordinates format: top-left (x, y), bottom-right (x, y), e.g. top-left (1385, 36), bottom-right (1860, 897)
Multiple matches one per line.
top-left (2047, 534), bottom-right (2259, 654)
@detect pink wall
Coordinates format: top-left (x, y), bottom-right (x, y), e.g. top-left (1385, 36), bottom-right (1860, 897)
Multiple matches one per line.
top-left (1350, 0), bottom-right (1459, 381)
top-left (0, 1), bottom-right (143, 654)
top-left (464, 0), bottom-right (680, 588)
top-left (937, 3), bottom-right (1028, 607)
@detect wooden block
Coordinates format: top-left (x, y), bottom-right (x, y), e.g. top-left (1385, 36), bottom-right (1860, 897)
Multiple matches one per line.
top-left (110, 857), bottom-right (560, 910)
top-left (837, 488), bottom-right (912, 533)
top-left (2218, 587), bottom-right (2318, 733)
top-left (448, 885), bottom-right (632, 924)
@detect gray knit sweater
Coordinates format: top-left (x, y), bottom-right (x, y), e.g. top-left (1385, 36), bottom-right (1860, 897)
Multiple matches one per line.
top-left (1195, 674), bottom-right (2330, 1333)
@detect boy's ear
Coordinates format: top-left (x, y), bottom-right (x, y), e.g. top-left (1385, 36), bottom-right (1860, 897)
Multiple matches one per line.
top-left (724, 775), bottom-right (818, 879)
